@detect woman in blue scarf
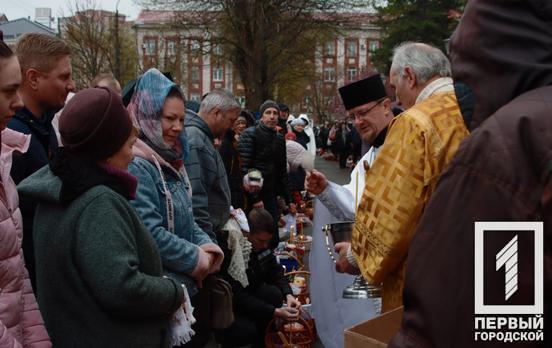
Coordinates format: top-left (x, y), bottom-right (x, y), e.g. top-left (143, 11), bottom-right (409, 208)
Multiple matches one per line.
top-left (127, 68), bottom-right (224, 297)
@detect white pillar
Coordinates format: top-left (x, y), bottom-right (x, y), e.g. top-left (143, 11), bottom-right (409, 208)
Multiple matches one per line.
top-left (336, 37), bottom-right (345, 87)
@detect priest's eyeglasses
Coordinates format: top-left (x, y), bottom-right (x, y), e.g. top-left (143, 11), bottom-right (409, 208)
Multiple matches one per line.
top-left (349, 98), bottom-right (385, 120)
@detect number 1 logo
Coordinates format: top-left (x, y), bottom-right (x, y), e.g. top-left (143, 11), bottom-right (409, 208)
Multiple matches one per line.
top-left (495, 235), bottom-right (518, 301)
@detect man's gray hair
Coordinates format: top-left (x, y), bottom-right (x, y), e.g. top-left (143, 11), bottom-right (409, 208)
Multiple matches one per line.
top-left (199, 89), bottom-right (240, 114)
top-left (391, 42), bottom-right (451, 84)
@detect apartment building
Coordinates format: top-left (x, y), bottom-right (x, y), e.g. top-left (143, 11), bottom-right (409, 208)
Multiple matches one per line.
top-left (134, 10), bottom-right (381, 119)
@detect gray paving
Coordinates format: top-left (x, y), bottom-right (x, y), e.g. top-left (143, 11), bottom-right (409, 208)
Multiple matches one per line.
top-left (314, 155), bottom-right (351, 186)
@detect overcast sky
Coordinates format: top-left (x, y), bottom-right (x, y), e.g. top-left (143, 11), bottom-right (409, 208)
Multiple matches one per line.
top-left (2, 0), bottom-right (143, 21)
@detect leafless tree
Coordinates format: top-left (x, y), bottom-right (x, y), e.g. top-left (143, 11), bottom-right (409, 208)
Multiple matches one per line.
top-left (61, 0), bottom-right (138, 88)
top-left (137, 0), bottom-right (368, 109)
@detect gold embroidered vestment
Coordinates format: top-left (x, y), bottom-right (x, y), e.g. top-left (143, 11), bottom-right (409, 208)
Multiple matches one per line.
top-left (353, 91), bottom-right (469, 312)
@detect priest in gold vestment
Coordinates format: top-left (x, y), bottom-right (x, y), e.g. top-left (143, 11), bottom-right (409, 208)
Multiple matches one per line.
top-left (335, 42), bottom-right (469, 313)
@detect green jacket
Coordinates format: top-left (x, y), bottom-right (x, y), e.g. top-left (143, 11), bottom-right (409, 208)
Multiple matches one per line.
top-left (18, 167), bottom-right (184, 348)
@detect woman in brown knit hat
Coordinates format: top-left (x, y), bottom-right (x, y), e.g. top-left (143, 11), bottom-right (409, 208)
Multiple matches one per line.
top-left (18, 87), bottom-right (186, 347)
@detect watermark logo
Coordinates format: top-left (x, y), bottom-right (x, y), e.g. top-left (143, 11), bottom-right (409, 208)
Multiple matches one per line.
top-left (496, 235), bottom-right (518, 301)
top-left (474, 222), bottom-right (544, 343)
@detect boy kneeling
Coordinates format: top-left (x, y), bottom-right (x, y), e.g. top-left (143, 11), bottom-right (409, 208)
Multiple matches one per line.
top-left (217, 208), bottom-right (301, 347)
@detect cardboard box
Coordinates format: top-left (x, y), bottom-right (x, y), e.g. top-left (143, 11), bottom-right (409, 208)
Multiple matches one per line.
top-left (344, 306), bottom-right (404, 348)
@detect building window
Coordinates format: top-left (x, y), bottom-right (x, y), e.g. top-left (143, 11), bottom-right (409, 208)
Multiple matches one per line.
top-left (190, 39), bottom-right (201, 53)
top-left (323, 67), bottom-right (335, 82)
top-left (213, 66), bottom-right (223, 81)
top-left (347, 40), bottom-right (357, 57)
top-left (143, 39), bottom-right (156, 56)
top-left (190, 93), bottom-right (201, 102)
top-left (369, 41), bottom-right (380, 52)
top-left (212, 44), bottom-right (222, 56)
top-left (324, 41), bottom-right (335, 57)
top-left (347, 67), bottom-right (357, 81)
top-left (166, 40), bottom-right (177, 56)
top-left (191, 66), bottom-right (200, 82)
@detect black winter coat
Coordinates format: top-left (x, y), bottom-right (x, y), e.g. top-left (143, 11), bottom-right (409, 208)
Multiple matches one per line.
top-left (277, 118), bottom-right (288, 136)
top-left (333, 126), bottom-right (352, 152)
top-left (8, 107), bottom-right (59, 291)
top-left (219, 130), bottom-right (245, 209)
top-left (237, 123), bottom-right (291, 204)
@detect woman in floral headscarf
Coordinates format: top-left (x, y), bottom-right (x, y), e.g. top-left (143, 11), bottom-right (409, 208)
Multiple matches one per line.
top-left (127, 68), bottom-right (223, 298)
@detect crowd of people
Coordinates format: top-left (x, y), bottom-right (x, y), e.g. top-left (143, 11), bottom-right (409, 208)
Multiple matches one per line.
top-left (0, 31), bottom-right (318, 348)
top-left (315, 120), bottom-right (360, 169)
top-left (0, 1), bottom-right (549, 347)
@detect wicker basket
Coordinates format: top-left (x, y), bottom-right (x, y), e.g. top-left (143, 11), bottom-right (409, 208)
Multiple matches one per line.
top-left (285, 270), bottom-right (311, 305)
top-left (265, 314), bottom-right (315, 348)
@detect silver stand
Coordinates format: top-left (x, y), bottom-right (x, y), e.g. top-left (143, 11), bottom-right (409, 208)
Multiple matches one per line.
top-left (323, 222), bottom-right (382, 314)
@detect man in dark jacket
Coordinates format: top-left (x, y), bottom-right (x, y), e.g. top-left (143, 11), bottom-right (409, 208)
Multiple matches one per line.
top-left (218, 110), bottom-right (255, 210)
top-left (318, 121), bottom-right (330, 155)
top-left (390, 1), bottom-right (551, 347)
top-left (349, 120), bottom-right (362, 163)
top-left (277, 103), bottom-right (290, 135)
top-left (238, 100), bottom-right (291, 248)
top-left (217, 208), bottom-right (301, 348)
top-left (334, 120), bottom-right (352, 168)
top-left (8, 33), bottom-right (75, 290)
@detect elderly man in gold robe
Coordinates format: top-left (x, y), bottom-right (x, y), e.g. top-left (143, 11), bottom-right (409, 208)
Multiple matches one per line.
top-left (335, 42), bottom-right (469, 313)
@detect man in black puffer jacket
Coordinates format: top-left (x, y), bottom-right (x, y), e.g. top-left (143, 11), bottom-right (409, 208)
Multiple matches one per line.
top-left (238, 100), bottom-right (291, 248)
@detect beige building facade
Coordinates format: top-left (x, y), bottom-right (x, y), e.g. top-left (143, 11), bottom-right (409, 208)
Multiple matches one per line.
top-left (133, 10), bottom-right (381, 119)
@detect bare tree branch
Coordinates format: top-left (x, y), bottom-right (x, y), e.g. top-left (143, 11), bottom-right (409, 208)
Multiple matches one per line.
top-left (61, 0), bottom-right (138, 88)
top-left (138, 0), bottom-right (369, 109)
